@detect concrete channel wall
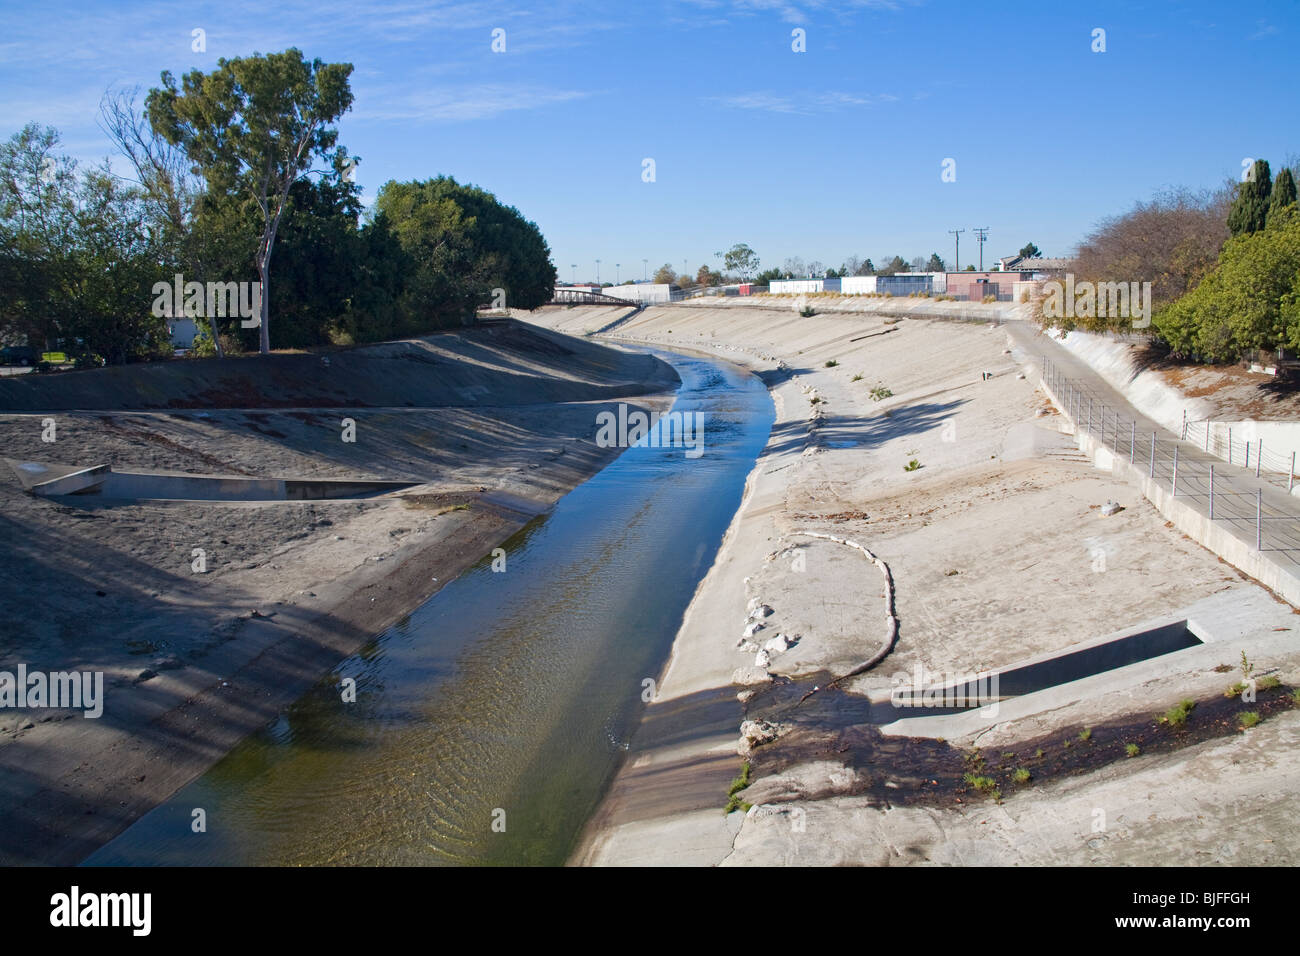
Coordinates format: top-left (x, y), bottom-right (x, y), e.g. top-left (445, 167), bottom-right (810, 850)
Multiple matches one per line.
top-left (1039, 375), bottom-right (1300, 608)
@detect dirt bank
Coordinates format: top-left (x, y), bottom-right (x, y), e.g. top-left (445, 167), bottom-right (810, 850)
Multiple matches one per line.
top-left (0, 319), bottom-right (676, 865)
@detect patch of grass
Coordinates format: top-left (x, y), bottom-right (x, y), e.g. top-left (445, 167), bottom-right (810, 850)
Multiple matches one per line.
top-left (1125, 743), bottom-right (1141, 758)
top-left (809, 396), bottom-right (825, 405)
top-left (1257, 675), bottom-right (1281, 691)
top-left (851, 373), bottom-right (863, 382)
top-left (869, 385), bottom-right (893, 402)
top-left (1034, 748), bottom-right (1045, 759)
top-left (1158, 698), bottom-right (1196, 728)
top-left (963, 772), bottom-right (999, 796)
top-left (1225, 681), bottom-right (1248, 698)
top-left (1292, 688), bottom-right (1300, 706)
top-left (724, 761), bottom-right (752, 813)
top-left (1012, 768), bottom-right (1031, 784)
top-left (1078, 727), bottom-right (1092, 742)
top-left (1239, 711), bottom-right (1261, 730)
top-left (1002, 752), bottom-right (1016, 759)
top-left (825, 359), bottom-right (839, 367)
top-left (903, 458), bottom-right (922, 472)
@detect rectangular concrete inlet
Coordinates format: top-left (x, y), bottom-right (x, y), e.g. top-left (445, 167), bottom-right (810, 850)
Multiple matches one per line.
top-left (29, 466), bottom-right (416, 503)
top-left (891, 621), bottom-right (1203, 711)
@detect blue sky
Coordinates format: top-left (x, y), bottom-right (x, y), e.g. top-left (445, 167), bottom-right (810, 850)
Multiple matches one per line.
top-left (1, 0), bottom-right (1295, 281)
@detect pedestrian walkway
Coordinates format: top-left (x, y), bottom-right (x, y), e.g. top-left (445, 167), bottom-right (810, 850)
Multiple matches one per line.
top-left (1007, 322), bottom-right (1300, 601)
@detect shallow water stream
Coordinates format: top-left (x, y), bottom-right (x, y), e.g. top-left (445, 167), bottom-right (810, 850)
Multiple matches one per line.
top-left (85, 348), bottom-right (773, 866)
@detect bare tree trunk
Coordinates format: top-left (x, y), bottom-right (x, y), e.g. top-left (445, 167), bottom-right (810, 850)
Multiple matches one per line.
top-left (258, 258), bottom-right (270, 354)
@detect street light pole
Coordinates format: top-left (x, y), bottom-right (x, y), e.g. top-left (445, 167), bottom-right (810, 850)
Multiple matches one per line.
top-left (616, 263), bottom-right (620, 284)
top-left (595, 259), bottom-right (601, 284)
top-left (643, 259), bottom-right (648, 281)
top-left (570, 264), bottom-right (576, 284)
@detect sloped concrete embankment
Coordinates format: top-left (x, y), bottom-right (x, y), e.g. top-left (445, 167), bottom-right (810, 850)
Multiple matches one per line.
top-left (0, 320), bottom-right (677, 411)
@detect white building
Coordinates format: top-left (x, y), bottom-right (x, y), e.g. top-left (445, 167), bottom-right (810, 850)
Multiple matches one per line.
top-left (600, 283), bottom-right (674, 305)
top-left (768, 279), bottom-right (824, 295)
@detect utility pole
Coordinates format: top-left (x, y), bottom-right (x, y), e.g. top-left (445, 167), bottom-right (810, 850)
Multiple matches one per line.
top-left (642, 258), bottom-right (648, 281)
top-left (948, 229), bottom-right (964, 272)
top-left (972, 227), bottom-right (989, 271)
top-left (570, 264), bottom-right (576, 284)
top-left (595, 259), bottom-right (601, 284)
top-left (615, 263), bottom-right (620, 284)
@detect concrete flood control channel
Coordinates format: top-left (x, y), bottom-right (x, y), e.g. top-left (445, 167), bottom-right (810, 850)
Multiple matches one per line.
top-left (83, 348), bottom-right (775, 866)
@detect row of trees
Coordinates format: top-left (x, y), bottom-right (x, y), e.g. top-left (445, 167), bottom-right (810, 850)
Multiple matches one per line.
top-left (0, 48), bottom-right (557, 363)
top-left (1044, 156), bottom-right (1300, 364)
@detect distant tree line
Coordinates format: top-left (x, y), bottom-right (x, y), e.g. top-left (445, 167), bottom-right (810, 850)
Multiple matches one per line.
top-left (0, 48), bottom-right (556, 364)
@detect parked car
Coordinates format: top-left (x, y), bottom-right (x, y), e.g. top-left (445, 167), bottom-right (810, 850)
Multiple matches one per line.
top-left (0, 345), bottom-right (38, 366)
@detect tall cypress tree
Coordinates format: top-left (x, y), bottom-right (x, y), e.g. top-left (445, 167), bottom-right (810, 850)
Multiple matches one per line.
top-left (1228, 159), bottom-right (1272, 235)
top-left (1268, 167), bottom-right (1298, 226)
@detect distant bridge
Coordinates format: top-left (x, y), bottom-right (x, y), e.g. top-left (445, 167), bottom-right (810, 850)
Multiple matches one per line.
top-left (547, 288), bottom-right (644, 307)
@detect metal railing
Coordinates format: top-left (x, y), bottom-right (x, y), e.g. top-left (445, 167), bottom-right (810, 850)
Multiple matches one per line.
top-left (1040, 356), bottom-right (1300, 556)
top-left (1179, 417), bottom-right (1297, 489)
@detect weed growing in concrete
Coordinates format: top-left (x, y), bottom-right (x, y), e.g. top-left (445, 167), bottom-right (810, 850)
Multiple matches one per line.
top-left (1079, 727), bottom-right (1092, 741)
top-left (904, 458), bottom-right (922, 472)
top-left (724, 761), bottom-right (752, 814)
top-left (1159, 698), bottom-right (1196, 728)
top-left (825, 359), bottom-right (838, 367)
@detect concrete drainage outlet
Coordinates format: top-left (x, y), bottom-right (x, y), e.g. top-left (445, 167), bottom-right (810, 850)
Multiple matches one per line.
top-left (25, 463), bottom-right (416, 505)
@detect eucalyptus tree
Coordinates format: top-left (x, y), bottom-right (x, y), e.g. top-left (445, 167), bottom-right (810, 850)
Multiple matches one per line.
top-left (146, 49), bottom-right (354, 353)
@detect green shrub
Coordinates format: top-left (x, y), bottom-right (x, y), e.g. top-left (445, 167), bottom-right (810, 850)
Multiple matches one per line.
top-left (1012, 768), bottom-right (1031, 784)
top-left (1125, 743), bottom-right (1141, 757)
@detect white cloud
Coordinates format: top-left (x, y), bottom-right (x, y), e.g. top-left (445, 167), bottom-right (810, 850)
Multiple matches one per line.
top-left (707, 89), bottom-right (896, 114)
top-left (358, 84), bottom-right (591, 122)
